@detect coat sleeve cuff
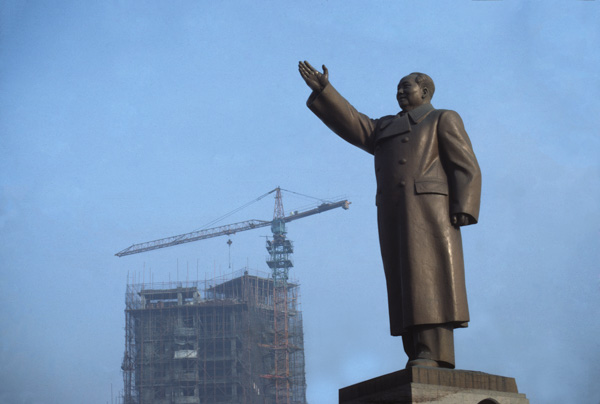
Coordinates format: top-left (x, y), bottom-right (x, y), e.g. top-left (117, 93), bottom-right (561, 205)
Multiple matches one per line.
top-left (306, 83), bottom-right (331, 107)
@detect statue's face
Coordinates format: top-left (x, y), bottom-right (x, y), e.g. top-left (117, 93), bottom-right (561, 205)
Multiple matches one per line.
top-left (397, 75), bottom-right (427, 112)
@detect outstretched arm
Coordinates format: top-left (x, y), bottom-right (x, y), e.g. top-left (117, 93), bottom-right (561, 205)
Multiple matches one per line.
top-left (299, 61), bottom-right (376, 155)
top-left (298, 61), bottom-right (329, 92)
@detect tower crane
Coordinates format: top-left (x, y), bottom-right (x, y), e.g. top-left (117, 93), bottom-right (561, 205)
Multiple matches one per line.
top-left (115, 187), bottom-right (350, 283)
top-left (116, 187), bottom-right (349, 404)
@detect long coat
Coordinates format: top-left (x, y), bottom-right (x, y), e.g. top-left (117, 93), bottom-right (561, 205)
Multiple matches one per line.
top-left (307, 84), bottom-right (481, 335)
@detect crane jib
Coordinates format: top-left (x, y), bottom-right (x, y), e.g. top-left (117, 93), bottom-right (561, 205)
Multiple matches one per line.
top-left (115, 199), bottom-right (350, 257)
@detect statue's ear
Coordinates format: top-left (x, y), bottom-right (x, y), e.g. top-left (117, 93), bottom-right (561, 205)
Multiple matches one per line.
top-left (421, 87), bottom-right (429, 99)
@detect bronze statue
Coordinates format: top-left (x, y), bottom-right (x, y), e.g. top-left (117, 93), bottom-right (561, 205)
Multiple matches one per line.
top-left (299, 61), bottom-right (481, 369)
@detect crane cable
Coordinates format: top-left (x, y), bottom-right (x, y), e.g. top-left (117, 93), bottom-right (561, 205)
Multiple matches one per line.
top-left (279, 188), bottom-right (348, 214)
top-left (189, 187), bottom-right (335, 235)
top-left (279, 188), bottom-right (329, 203)
top-left (190, 188), bottom-right (278, 233)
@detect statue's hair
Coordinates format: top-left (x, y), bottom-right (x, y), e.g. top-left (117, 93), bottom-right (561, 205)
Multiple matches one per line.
top-left (409, 72), bottom-right (435, 99)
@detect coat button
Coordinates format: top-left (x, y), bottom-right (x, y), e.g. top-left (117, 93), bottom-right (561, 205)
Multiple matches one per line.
top-left (401, 136), bottom-right (409, 143)
top-left (398, 158), bottom-right (407, 165)
top-left (398, 181), bottom-right (406, 188)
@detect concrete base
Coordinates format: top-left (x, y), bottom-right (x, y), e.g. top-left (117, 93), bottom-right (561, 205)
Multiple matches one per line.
top-left (339, 366), bottom-right (529, 404)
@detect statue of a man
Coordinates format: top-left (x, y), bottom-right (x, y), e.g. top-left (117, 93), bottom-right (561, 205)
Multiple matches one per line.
top-left (299, 61), bottom-right (481, 369)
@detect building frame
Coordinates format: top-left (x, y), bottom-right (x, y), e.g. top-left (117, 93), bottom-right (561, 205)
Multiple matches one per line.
top-left (122, 269), bottom-right (307, 404)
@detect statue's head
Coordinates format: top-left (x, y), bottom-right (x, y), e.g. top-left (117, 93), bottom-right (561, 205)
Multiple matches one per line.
top-left (397, 73), bottom-right (435, 112)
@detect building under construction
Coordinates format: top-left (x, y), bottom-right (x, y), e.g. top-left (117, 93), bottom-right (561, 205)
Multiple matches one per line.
top-left (121, 269), bottom-right (307, 404)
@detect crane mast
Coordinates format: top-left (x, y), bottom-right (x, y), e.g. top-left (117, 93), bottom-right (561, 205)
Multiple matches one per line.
top-left (267, 188), bottom-right (293, 285)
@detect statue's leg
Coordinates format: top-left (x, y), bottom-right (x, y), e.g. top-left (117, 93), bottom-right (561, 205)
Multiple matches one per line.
top-left (404, 324), bottom-right (455, 368)
top-left (376, 200), bottom-right (406, 337)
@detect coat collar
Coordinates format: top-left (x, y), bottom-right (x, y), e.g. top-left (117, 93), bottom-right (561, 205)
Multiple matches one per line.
top-left (401, 103), bottom-right (434, 124)
top-left (376, 103), bottom-right (435, 144)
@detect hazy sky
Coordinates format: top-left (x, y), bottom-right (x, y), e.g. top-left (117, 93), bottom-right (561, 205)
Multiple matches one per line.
top-left (1, 1), bottom-right (599, 403)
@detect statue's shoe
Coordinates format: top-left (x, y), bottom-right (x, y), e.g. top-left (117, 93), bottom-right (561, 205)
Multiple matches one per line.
top-left (406, 358), bottom-right (439, 368)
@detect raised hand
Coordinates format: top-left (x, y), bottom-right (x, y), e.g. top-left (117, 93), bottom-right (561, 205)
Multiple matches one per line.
top-left (298, 61), bottom-right (329, 92)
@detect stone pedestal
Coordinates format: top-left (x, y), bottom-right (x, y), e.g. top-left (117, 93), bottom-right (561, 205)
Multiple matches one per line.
top-left (339, 366), bottom-right (529, 404)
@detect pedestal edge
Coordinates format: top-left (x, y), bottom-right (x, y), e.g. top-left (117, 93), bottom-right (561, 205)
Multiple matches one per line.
top-left (339, 367), bottom-right (519, 402)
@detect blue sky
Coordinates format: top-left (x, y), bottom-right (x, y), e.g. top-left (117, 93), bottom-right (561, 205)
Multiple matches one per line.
top-left (1, 1), bottom-right (599, 403)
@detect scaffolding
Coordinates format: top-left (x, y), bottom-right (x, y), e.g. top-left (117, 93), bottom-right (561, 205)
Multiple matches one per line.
top-left (121, 268), bottom-right (307, 404)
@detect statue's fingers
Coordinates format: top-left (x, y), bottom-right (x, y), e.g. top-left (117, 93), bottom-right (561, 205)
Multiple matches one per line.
top-left (299, 62), bottom-right (312, 76)
top-left (299, 70), bottom-right (310, 81)
top-left (304, 61), bottom-right (319, 74)
top-left (322, 65), bottom-right (328, 78)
